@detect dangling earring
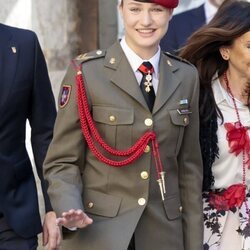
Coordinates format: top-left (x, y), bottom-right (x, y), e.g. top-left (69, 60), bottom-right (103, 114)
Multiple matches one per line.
top-left (220, 47), bottom-right (229, 61)
top-left (222, 54), bottom-right (229, 60)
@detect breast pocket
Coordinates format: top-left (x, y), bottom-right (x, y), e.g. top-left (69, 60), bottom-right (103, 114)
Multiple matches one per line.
top-left (92, 106), bottom-right (134, 149)
top-left (83, 189), bottom-right (122, 218)
top-left (169, 110), bottom-right (190, 154)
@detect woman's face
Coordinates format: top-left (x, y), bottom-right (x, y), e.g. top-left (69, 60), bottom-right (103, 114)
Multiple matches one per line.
top-left (119, 0), bottom-right (173, 59)
top-left (226, 31), bottom-right (250, 81)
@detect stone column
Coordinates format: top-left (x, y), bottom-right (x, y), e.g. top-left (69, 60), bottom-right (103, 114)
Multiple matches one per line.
top-left (98, 0), bottom-right (118, 49)
top-left (32, 0), bottom-right (99, 101)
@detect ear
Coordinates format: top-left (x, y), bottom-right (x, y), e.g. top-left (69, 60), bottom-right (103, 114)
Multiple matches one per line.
top-left (118, 1), bottom-right (123, 18)
top-left (219, 46), bottom-right (229, 61)
top-left (169, 8), bottom-right (174, 20)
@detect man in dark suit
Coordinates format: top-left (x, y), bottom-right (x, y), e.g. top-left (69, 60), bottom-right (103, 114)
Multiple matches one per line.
top-left (160, 0), bottom-right (225, 54)
top-left (0, 23), bottom-right (56, 249)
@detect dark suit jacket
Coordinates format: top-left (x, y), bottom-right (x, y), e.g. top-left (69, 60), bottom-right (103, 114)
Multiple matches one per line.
top-left (0, 24), bottom-right (56, 238)
top-left (160, 4), bottom-right (206, 54)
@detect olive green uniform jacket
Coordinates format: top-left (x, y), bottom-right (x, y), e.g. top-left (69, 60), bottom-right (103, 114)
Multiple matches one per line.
top-left (44, 42), bottom-right (203, 250)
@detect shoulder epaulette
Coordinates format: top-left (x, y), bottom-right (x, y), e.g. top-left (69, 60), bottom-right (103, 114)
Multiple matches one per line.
top-left (75, 49), bottom-right (106, 64)
top-left (164, 51), bottom-right (192, 66)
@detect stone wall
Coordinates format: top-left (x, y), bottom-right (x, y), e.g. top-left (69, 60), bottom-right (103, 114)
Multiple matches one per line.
top-left (32, 0), bottom-right (98, 101)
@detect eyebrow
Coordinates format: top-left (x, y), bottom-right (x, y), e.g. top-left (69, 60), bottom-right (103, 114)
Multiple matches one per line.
top-left (127, 2), bottom-right (162, 8)
top-left (127, 2), bottom-right (143, 6)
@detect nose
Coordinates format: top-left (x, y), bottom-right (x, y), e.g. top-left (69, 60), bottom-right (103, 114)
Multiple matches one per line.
top-left (141, 10), bottom-right (153, 26)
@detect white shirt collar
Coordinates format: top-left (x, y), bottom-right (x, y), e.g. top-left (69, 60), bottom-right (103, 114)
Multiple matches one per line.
top-left (120, 37), bottom-right (160, 75)
top-left (212, 73), bottom-right (245, 109)
top-left (204, 0), bottom-right (218, 23)
top-left (212, 75), bottom-right (227, 105)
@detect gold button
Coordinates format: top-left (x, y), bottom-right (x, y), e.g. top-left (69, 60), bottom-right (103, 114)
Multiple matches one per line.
top-left (184, 117), bottom-right (189, 124)
top-left (141, 171), bottom-right (149, 180)
top-left (144, 118), bottom-right (153, 127)
top-left (109, 115), bottom-right (116, 122)
top-left (96, 50), bottom-right (102, 55)
top-left (138, 198), bottom-right (146, 206)
top-left (11, 46), bottom-right (17, 53)
top-left (179, 206), bottom-right (183, 212)
top-left (87, 202), bottom-right (94, 209)
top-left (109, 58), bottom-right (116, 64)
top-left (144, 145), bottom-right (150, 153)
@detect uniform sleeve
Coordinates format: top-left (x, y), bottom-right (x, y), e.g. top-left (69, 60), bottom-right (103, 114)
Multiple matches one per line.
top-left (43, 63), bottom-right (86, 216)
top-left (177, 67), bottom-right (203, 250)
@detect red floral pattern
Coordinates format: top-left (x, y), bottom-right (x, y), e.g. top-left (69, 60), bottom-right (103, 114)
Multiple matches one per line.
top-left (209, 184), bottom-right (246, 211)
top-left (225, 121), bottom-right (250, 168)
top-left (203, 191), bottom-right (250, 249)
top-left (203, 73), bottom-right (250, 249)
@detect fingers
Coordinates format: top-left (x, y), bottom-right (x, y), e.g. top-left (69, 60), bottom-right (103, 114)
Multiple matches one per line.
top-left (61, 209), bottom-right (80, 218)
top-left (57, 226), bottom-right (62, 246)
top-left (55, 217), bottom-right (65, 227)
top-left (58, 209), bottom-right (93, 229)
top-left (48, 225), bottom-right (61, 250)
top-left (43, 210), bottom-right (93, 249)
top-left (80, 213), bottom-right (93, 228)
top-left (42, 222), bottom-right (48, 246)
top-left (43, 211), bottom-right (61, 250)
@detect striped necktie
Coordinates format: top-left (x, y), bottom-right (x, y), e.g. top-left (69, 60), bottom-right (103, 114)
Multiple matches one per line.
top-left (138, 61), bottom-right (155, 112)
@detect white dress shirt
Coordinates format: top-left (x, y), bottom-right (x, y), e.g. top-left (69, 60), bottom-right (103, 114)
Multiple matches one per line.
top-left (212, 77), bottom-right (250, 189)
top-left (204, 0), bottom-right (219, 23)
top-left (120, 37), bottom-right (160, 94)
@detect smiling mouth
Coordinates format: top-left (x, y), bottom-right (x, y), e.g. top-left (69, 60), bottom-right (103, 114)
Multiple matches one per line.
top-left (137, 29), bottom-right (155, 34)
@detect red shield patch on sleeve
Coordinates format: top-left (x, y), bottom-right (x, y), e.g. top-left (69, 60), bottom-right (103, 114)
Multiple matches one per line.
top-left (60, 85), bottom-right (72, 108)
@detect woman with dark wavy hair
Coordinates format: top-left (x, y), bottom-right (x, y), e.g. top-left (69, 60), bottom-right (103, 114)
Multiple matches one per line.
top-left (180, 0), bottom-right (250, 249)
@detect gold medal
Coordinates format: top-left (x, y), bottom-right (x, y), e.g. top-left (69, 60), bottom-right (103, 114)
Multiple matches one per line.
top-left (145, 73), bottom-right (152, 82)
top-left (144, 72), bottom-right (153, 93)
top-left (145, 84), bottom-right (151, 93)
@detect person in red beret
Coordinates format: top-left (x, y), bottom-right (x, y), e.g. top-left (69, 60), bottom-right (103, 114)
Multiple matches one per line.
top-left (43, 0), bottom-right (203, 249)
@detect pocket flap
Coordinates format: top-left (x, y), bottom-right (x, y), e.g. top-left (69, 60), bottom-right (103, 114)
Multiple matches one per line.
top-left (92, 106), bottom-right (134, 125)
top-left (169, 110), bottom-right (189, 126)
top-left (83, 189), bottom-right (122, 218)
top-left (163, 195), bottom-right (182, 220)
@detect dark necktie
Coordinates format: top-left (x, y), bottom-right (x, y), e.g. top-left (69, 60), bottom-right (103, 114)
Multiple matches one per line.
top-left (138, 61), bottom-right (155, 112)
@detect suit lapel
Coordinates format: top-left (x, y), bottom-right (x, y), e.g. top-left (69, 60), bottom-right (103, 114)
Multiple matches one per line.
top-left (190, 4), bottom-right (206, 29)
top-left (0, 25), bottom-right (18, 110)
top-left (105, 42), bottom-right (148, 110)
top-left (153, 53), bottom-right (181, 114)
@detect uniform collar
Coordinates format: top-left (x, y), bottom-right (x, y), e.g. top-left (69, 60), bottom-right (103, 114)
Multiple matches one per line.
top-left (204, 0), bottom-right (218, 23)
top-left (120, 37), bottom-right (160, 75)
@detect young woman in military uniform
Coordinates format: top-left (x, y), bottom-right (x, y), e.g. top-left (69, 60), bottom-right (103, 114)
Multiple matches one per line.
top-left (43, 1), bottom-right (203, 249)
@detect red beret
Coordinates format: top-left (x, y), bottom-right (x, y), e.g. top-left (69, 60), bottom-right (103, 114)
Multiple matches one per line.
top-left (134, 0), bottom-right (179, 8)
